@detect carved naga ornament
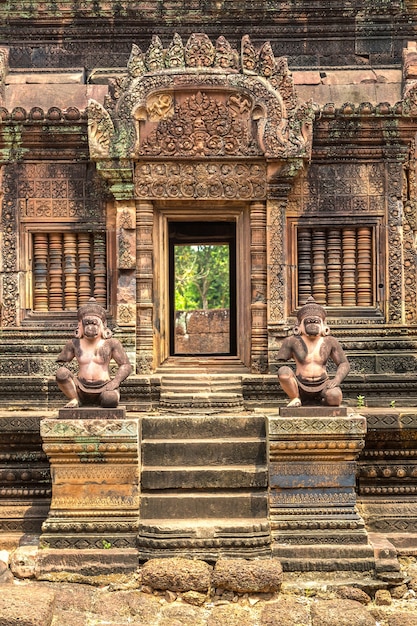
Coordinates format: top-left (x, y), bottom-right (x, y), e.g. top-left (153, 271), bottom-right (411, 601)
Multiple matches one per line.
top-left (87, 33), bottom-right (316, 164)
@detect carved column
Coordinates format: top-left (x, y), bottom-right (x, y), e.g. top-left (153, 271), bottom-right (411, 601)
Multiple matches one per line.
top-left (136, 200), bottom-right (154, 374)
top-left (250, 201), bottom-right (268, 373)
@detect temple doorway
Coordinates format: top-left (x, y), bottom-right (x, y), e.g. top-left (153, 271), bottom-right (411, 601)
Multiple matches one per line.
top-left (168, 221), bottom-right (237, 356)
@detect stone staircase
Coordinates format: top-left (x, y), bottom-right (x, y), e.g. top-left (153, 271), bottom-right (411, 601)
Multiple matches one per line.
top-left (158, 373), bottom-right (245, 413)
top-left (138, 414), bottom-right (271, 560)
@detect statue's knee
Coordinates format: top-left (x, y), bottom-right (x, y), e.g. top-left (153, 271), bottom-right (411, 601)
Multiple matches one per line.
top-left (101, 390), bottom-right (119, 408)
top-left (323, 387), bottom-right (342, 406)
top-left (56, 366), bottom-right (71, 384)
top-left (278, 366), bottom-right (293, 382)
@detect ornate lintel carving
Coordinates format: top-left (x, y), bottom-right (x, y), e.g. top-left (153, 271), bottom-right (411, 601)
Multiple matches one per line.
top-left (88, 32), bottom-right (317, 174)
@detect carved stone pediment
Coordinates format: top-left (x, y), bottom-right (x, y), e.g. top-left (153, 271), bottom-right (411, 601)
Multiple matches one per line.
top-left (88, 33), bottom-right (316, 165)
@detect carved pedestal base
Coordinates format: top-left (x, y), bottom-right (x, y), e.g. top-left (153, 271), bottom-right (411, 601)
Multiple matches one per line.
top-left (268, 407), bottom-right (375, 572)
top-left (38, 410), bottom-right (139, 574)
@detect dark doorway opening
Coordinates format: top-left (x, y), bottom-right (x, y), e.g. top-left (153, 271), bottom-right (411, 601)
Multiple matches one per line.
top-left (169, 221), bottom-right (237, 356)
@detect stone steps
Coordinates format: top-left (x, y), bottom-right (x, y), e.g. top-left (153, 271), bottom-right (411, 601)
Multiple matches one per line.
top-left (159, 373), bottom-right (245, 412)
top-left (141, 414), bottom-right (266, 439)
top-left (138, 413), bottom-right (270, 559)
top-left (141, 465), bottom-right (268, 489)
top-left (142, 438), bottom-right (265, 466)
top-left (140, 491), bottom-right (268, 519)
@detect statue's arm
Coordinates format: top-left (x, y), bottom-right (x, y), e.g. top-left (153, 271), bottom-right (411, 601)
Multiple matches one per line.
top-left (56, 340), bottom-right (75, 364)
top-left (105, 340), bottom-right (133, 390)
top-left (276, 337), bottom-right (295, 362)
top-left (328, 339), bottom-right (350, 386)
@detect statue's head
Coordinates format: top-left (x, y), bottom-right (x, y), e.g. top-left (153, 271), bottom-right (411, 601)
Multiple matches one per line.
top-left (294, 296), bottom-right (329, 337)
top-left (76, 298), bottom-right (112, 339)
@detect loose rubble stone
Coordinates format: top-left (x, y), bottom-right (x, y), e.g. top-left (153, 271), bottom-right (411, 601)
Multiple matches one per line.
top-left (259, 596), bottom-right (310, 626)
top-left (164, 589), bottom-right (177, 602)
top-left (335, 585), bottom-right (371, 604)
top-left (390, 583), bottom-right (408, 598)
top-left (9, 545), bottom-right (38, 579)
top-left (387, 613), bottom-right (417, 626)
top-left (207, 603), bottom-right (255, 626)
top-left (0, 584), bottom-right (56, 626)
top-left (141, 557), bottom-right (212, 592)
top-left (310, 599), bottom-right (377, 626)
top-left (212, 557), bottom-right (283, 593)
top-left (182, 590), bottom-right (208, 606)
top-left (375, 588), bottom-right (393, 605)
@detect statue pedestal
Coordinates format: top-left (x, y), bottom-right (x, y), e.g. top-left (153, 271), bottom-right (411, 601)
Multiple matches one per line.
top-left (38, 409), bottom-right (139, 575)
top-left (268, 407), bottom-right (375, 572)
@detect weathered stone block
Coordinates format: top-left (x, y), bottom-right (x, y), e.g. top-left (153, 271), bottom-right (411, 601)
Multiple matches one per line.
top-left (141, 557), bottom-right (212, 592)
top-left (212, 557), bottom-right (283, 593)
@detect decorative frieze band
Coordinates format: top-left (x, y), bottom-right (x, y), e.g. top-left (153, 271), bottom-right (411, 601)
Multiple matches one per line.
top-left (134, 161), bottom-right (267, 201)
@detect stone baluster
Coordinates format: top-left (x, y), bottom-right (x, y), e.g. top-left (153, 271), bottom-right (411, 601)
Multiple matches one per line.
top-left (33, 233), bottom-right (49, 311)
top-left (93, 231), bottom-right (107, 307)
top-left (357, 226), bottom-right (373, 306)
top-left (48, 233), bottom-right (63, 311)
top-left (63, 232), bottom-right (78, 311)
top-left (312, 229), bottom-right (327, 305)
top-left (297, 227), bottom-right (312, 307)
top-left (342, 227), bottom-right (357, 306)
top-left (78, 232), bottom-right (92, 304)
top-left (327, 228), bottom-right (342, 306)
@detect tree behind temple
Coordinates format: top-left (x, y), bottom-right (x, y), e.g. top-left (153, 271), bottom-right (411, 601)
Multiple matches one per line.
top-left (174, 244), bottom-right (230, 310)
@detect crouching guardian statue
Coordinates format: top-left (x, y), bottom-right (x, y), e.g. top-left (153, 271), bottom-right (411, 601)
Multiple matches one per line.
top-left (56, 298), bottom-right (132, 408)
top-left (277, 296), bottom-right (350, 407)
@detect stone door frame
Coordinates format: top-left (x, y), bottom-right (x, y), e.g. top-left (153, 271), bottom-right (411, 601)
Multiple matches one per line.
top-left (153, 202), bottom-right (251, 369)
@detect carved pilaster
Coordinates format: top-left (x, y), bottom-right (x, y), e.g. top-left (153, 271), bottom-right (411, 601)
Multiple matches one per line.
top-left (136, 200), bottom-right (154, 374)
top-left (267, 198), bottom-right (286, 326)
top-left (387, 162), bottom-right (405, 324)
top-left (250, 201), bottom-right (268, 373)
top-left (116, 201), bottom-right (136, 328)
top-left (268, 408), bottom-right (374, 572)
